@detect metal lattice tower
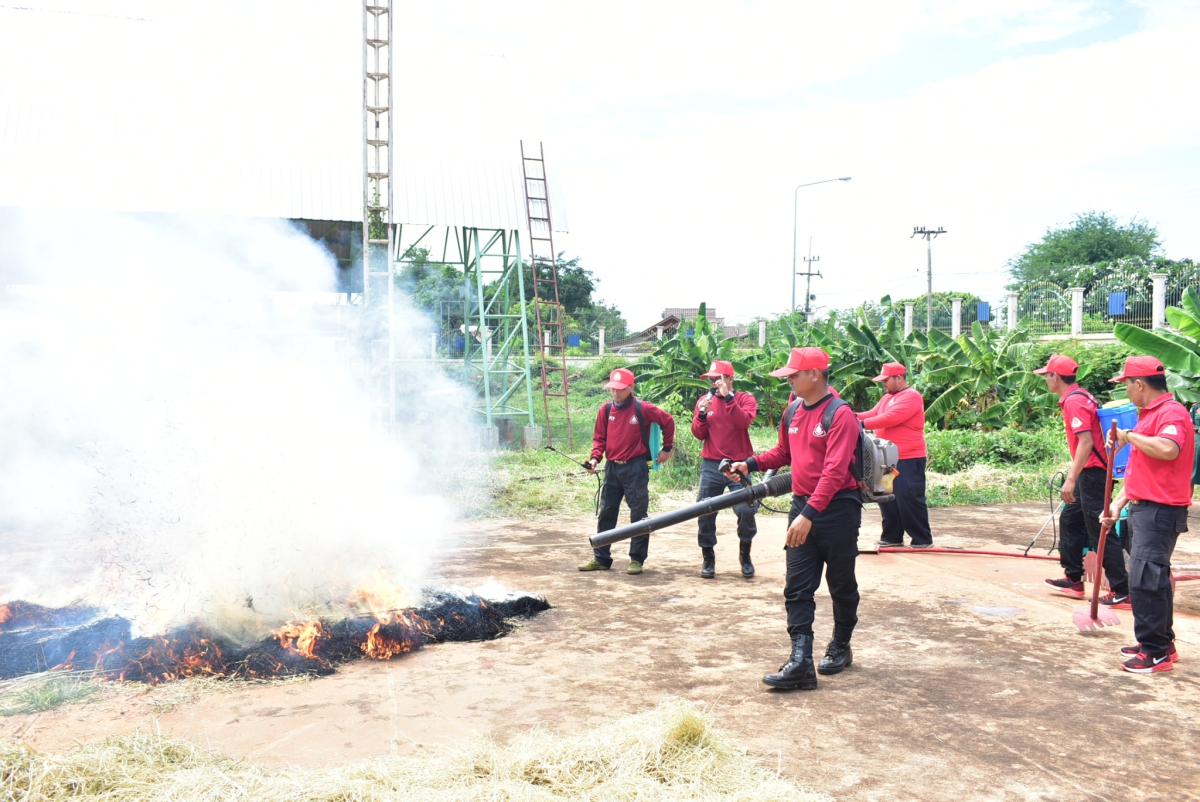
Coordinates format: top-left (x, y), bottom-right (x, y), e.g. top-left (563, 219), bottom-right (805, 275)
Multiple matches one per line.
top-left (363, 0), bottom-right (394, 430)
top-left (521, 141), bottom-right (572, 448)
top-left (393, 225), bottom-right (538, 445)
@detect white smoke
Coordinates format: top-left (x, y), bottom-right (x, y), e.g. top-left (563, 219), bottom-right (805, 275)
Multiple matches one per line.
top-left (0, 209), bottom-right (476, 637)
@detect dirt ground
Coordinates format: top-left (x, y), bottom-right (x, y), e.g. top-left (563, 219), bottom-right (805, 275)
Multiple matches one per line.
top-left (4, 502), bottom-right (1200, 802)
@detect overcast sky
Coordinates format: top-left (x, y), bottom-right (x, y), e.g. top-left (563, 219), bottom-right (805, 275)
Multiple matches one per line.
top-left (2, 1), bottom-right (1199, 327)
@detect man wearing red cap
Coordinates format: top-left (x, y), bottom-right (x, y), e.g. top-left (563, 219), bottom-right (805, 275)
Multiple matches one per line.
top-left (578, 368), bottom-right (676, 575)
top-left (1101, 356), bottom-right (1193, 673)
top-left (728, 347), bottom-right (862, 690)
top-left (692, 360), bottom-right (759, 578)
top-left (1035, 354), bottom-right (1130, 606)
top-left (857, 362), bottom-right (932, 548)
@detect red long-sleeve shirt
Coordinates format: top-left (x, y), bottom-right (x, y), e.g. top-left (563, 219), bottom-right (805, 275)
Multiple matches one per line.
top-left (856, 387), bottom-right (927, 459)
top-left (590, 396), bottom-right (676, 463)
top-left (691, 391), bottom-right (757, 461)
top-left (747, 394), bottom-right (858, 518)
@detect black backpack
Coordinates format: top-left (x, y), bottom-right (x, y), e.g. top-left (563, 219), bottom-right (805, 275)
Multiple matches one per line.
top-left (603, 399), bottom-right (653, 466)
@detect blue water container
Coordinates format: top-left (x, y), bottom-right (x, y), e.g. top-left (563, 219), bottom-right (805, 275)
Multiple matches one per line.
top-left (1097, 402), bottom-right (1139, 478)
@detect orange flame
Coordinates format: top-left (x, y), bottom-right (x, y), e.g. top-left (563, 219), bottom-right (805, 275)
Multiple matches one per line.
top-left (351, 568), bottom-right (414, 624)
top-left (0, 604), bottom-right (11, 625)
top-left (361, 622), bottom-right (411, 659)
top-left (275, 620), bottom-right (324, 659)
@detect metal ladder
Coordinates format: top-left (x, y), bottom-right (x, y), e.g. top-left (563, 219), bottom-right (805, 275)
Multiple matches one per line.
top-left (521, 142), bottom-right (573, 449)
top-left (363, 0), bottom-right (394, 431)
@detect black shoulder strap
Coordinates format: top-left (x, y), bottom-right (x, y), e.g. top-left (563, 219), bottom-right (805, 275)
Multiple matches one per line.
top-left (635, 399), bottom-right (651, 460)
top-left (780, 398), bottom-right (802, 437)
top-left (1065, 389), bottom-right (1108, 467)
top-left (821, 396), bottom-right (849, 432)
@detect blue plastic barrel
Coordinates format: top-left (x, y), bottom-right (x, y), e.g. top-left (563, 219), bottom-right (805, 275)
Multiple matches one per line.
top-left (1097, 402), bottom-right (1139, 478)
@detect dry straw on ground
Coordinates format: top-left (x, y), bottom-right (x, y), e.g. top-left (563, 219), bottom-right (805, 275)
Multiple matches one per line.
top-left (1, 700), bottom-right (829, 801)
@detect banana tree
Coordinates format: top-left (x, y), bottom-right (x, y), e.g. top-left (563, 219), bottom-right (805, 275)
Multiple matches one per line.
top-left (920, 322), bottom-right (1055, 429)
top-left (1113, 286), bottom-right (1200, 403)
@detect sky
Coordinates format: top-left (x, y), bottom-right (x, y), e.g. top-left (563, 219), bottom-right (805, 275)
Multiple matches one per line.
top-left (2, 0), bottom-right (1199, 327)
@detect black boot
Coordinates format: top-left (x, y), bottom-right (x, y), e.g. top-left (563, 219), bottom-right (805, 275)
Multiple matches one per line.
top-left (817, 640), bottom-right (853, 675)
top-left (700, 547), bottom-right (715, 579)
top-left (763, 635), bottom-right (818, 689)
top-left (739, 540), bottom-right (755, 577)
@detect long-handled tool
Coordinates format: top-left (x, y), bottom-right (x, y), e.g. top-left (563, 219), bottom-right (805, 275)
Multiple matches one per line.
top-left (1073, 422), bottom-right (1122, 631)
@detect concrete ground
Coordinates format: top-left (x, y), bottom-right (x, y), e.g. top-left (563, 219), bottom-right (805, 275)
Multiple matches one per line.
top-left (3, 502), bottom-right (1200, 802)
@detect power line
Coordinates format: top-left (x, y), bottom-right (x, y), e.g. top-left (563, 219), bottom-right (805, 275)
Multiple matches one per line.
top-left (911, 226), bottom-right (946, 334)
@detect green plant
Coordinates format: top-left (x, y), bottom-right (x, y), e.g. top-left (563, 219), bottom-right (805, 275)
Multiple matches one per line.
top-left (0, 674), bottom-right (97, 716)
top-left (919, 322), bottom-right (1056, 429)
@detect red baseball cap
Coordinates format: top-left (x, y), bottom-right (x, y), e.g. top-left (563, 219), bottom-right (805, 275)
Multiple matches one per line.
top-left (700, 360), bottom-right (734, 378)
top-left (872, 362), bottom-right (907, 382)
top-left (604, 368), bottom-right (636, 389)
top-left (1033, 354), bottom-right (1079, 376)
top-left (1109, 356), bottom-right (1166, 383)
top-left (769, 347), bottom-right (830, 377)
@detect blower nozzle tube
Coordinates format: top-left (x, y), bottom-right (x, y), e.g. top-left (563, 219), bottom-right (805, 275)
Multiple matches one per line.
top-left (589, 472), bottom-right (793, 548)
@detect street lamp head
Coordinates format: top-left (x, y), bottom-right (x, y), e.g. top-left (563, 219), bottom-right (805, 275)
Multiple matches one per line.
top-left (839, 177), bottom-right (852, 181)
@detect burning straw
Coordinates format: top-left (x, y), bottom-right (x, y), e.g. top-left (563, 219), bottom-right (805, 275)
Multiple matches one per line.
top-left (0, 701), bottom-right (829, 802)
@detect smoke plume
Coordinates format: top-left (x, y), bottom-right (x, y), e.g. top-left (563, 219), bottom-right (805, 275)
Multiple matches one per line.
top-left (0, 208), bottom-right (474, 638)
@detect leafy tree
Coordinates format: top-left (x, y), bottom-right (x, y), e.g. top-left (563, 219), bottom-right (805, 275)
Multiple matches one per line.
top-left (522, 254), bottom-right (629, 341)
top-left (1008, 211), bottom-right (1161, 289)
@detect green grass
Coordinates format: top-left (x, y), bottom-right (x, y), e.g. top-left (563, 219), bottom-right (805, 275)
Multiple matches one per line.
top-left (0, 673), bottom-right (97, 717)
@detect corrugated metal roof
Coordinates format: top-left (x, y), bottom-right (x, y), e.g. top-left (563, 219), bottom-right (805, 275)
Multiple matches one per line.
top-left (0, 3), bottom-right (566, 231)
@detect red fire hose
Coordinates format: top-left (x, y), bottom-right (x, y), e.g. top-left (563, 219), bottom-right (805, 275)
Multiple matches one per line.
top-left (877, 546), bottom-right (1059, 561)
top-left (878, 548), bottom-right (1200, 582)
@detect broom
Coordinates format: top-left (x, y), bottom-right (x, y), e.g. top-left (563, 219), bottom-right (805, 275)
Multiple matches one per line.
top-left (1073, 421), bottom-right (1122, 631)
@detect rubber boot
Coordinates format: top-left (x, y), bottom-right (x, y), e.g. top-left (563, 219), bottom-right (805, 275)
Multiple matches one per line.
top-left (817, 640), bottom-right (853, 675)
top-left (762, 635), bottom-right (818, 690)
top-left (700, 547), bottom-right (715, 579)
top-left (739, 540), bottom-right (755, 578)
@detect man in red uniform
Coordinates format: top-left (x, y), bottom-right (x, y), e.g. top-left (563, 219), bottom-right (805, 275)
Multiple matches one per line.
top-left (1036, 355), bottom-right (1130, 606)
top-left (857, 362), bottom-right (932, 548)
top-left (578, 368), bottom-right (676, 575)
top-left (1101, 356), bottom-right (1193, 673)
top-left (728, 347), bottom-right (861, 690)
top-left (691, 360), bottom-right (759, 579)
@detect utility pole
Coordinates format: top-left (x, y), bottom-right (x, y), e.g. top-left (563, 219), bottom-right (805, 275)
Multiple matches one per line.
top-left (911, 226), bottom-right (946, 334)
top-left (800, 237), bottom-right (821, 318)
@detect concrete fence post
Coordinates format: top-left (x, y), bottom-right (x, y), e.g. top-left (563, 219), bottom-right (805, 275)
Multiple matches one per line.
top-left (656, 326), bottom-right (664, 340)
top-left (598, 327), bottom-right (606, 355)
top-left (951, 297), bottom-right (963, 337)
top-left (1070, 287), bottom-right (1084, 336)
top-left (1008, 292), bottom-right (1019, 330)
top-left (430, 332), bottom-right (437, 360)
top-left (904, 302), bottom-right (915, 337)
top-left (758, 320), bottom-right (766, 347)
top-left (1151, 272), bottom-right (1168, 329)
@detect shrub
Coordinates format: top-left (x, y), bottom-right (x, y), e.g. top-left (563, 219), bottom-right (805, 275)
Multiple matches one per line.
top-left (924, 425), bottom-right (1068, 474)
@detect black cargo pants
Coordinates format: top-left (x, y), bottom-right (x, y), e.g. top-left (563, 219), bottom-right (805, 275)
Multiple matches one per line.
top-left (784, 495), bottom-right (862, 643)
top-left (1127, 502), bottom-right (1186, 657)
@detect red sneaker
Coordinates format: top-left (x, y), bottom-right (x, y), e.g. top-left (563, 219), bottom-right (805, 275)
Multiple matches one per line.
top-left (1045, 576), bottom-right (1085, 598)
top-left (1121, 643), bottom-right (1179, 663)
top-left (1098, 592), bottom-right (1132, 610)
top-left (1122, 652), bottom-right (1174, 674)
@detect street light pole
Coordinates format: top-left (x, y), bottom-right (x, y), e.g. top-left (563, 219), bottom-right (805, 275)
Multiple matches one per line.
top-left (911, 226), bottom-right (946, 334)
top-left (792, 177), bottom-right (851, 313)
